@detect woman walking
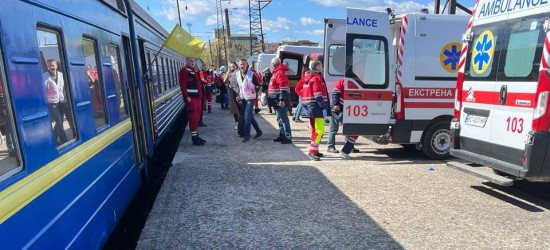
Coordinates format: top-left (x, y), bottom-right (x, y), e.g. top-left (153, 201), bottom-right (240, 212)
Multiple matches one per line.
top-left (224, 62), bottom-right (240, 131)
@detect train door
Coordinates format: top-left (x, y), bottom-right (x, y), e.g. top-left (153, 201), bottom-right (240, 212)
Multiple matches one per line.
top-left (343, 8), bottom-right (394, 135)
top-left (122, 36), bottom-right (147, 165)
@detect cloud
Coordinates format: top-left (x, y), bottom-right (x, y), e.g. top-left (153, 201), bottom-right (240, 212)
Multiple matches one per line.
top-left (308, 0), bottom-right (469, 15)
top-left (304, 29), bottom-right (324, 35)
top-left (300, 17), bottom-right (321, 26)
top-left (263, 17), bottom-right (294, 32)
top-left (155, 0), bottom-right (252, 22)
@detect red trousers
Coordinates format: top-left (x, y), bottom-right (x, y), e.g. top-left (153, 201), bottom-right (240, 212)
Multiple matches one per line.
top-left (309, 117), bottom-right (325, 154)
top-left (205, 92), bottom-right (213, 112)
top-left (186, 97), bottom-right (201, 136)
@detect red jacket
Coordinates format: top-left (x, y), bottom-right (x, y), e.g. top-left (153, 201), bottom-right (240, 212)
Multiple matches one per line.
top-left (301, 71), bottom-right (329, 118)
top-left (331, 78), bottom-right (345, 109)
top-left (268, 63), bottom-right (290, 102)
top-left (200, 70), bottom-right (214, 86)
top-left (179, 65), bottom-right (202, 102)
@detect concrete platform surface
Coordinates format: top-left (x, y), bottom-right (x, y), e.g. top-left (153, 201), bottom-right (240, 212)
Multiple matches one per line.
top-left (137, 106), bottom-right (550, 249)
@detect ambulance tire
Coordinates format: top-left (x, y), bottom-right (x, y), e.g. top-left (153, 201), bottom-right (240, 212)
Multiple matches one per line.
top-left (422, 122), bottom-right (451, 160)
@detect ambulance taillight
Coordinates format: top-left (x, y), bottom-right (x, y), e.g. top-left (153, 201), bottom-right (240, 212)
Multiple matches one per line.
top-left (532, 70), bottom-right (550, 131)
top-left (454, 73), bottom-right (465, 119)
top-left (395, 82), bottom-right (405, 119)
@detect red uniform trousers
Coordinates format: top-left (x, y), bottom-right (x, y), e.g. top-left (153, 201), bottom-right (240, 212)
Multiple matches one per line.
top-left (205, 92), bottom-right (213, 112)
top-left (186, 97), bottom-right (201, 137)
top-left (309, 117), bottom-right (325, 154)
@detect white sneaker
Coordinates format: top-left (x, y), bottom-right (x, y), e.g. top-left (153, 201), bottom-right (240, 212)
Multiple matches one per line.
top-left (339, 151), bottom-right (351, 160)
top-left (234, 123), bottom-right (238, 130)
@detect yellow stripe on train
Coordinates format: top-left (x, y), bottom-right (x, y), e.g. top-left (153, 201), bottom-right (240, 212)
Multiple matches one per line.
top-left (0, 119), bottom-right (133, 225)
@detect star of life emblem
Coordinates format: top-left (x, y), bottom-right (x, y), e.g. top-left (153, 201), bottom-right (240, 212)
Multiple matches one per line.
top-left (466, 87), bottom-right (475, 102)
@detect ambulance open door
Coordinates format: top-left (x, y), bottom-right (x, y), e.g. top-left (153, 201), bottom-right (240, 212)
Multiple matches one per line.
top-left (343, 8), bottom-right (394, 135)
top-left (280, 51), bottom-right (304, 104)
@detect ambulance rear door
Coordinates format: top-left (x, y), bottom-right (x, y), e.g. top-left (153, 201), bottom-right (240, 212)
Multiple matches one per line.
top-left (343, 8), bottom-right (394, 135)
top-left (280, 51), bottom-right (304, 104)
top-left (488, 13), bottom-right (545, 165)
top-left (324, 18), bottom-right (346, 93)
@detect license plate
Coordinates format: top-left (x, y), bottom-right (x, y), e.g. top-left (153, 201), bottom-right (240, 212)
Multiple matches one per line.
top-left (465, 114), bottom-right (487, 128)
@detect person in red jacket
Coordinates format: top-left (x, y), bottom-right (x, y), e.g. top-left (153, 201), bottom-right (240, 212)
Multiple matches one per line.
top-left (267, 57), bottom-right (292, 143)
top-left (179, 58), bottom-right (206, 146)
top-left (329, 78), bottom-right (359, 159)
top-left (301, 60), bottom-right (330, 161)
top-left (200, 67), bottom-right (214, 113)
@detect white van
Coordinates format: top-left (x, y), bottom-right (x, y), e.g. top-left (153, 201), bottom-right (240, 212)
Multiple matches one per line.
top-left (248, 55), bottom-right (258, 72)
top-left (257, 53), bottom-right (276, 75)
top-left (448, 0), bottom-right (550, 185)
top-left (343, 8), bottom-right (468, 159)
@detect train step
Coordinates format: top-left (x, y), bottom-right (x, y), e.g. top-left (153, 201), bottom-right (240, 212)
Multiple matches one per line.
top-left (447, 161), bottom-right (514, 186)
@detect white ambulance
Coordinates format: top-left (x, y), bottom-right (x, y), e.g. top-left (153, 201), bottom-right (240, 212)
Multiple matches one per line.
top-left (343, 8), bottom-right (468, 159)
top-left (448, 0), bottom-right (550, 185)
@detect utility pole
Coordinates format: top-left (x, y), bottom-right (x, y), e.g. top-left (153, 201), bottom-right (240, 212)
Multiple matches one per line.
top-left (216, 0), bottom-right (227, 67)
top-left (248, 0), bottom-right (272, 56)
top-left (224, 8), bottom-right (232, 65)
top-left (434, 0), bottom-right (471, 14)
top-left (208, 39), bottom-right (214, 68)
top-left (176, 0), bottom-right (182, 25)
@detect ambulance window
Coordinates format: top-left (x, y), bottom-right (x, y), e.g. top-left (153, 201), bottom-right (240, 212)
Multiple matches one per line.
top-left (282, 59), bottom-right (299, 76)
top-left (502, 17), bottom-right (544, 80)
top-left (348, 36), bottom-right (388, 88)
top-left (465, 25), bottom-right (500, 80)
top-left (328, 45), bottom-right (345, 76)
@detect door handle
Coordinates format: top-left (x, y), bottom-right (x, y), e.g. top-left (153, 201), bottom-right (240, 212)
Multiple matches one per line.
top-left (500, 85), bottom-right (508, 105)
top-left (348, 93), bottom-right (363, 98)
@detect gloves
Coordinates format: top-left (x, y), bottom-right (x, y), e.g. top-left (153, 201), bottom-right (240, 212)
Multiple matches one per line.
top-left (322, 109), bottom-right (327, 118)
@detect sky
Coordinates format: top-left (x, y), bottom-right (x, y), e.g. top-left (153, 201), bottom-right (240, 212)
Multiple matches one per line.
top-left (134, 0), bottom-right (475, 44)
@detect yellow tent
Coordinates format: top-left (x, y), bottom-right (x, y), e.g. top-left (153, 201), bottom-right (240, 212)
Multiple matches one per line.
top-left (163, 24), bottom-right (206, 59)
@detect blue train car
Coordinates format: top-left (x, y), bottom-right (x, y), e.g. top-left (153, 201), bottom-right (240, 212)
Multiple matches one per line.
top-left (131, 4), bottom-right (185, 146)
top-left (0, 0), bottom-right (186, 249)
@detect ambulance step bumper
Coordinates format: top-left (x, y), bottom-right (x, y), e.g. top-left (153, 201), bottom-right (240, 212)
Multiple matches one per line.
top-left (372, 135), bottom-right (389, 145)
top-left (447, 161), bottom-right (514, 186)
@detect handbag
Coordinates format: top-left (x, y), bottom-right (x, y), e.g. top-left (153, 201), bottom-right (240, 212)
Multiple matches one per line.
top-left (215, 94), bottom-right (222, 103)
top-left (259, 92), bottom-right (268, 106)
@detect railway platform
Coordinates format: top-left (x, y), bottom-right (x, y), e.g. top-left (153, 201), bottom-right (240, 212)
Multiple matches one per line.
top-left (136, 107), bottom-right (550, 249)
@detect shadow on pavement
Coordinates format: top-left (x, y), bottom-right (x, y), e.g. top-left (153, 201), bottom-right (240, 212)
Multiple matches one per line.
top-left (138, 163), bottom-right (403, 249)
top-left (470, 181), bottom-right (550, 212)
top-left (137, 108), bottom-right (403, 249)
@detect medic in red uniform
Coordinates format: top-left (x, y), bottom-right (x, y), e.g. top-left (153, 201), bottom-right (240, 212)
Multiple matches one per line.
top-left (200, 68), bottom-right (214, 113)
top-left (179, 58), bottom-right (206, 146)
top-left (300, 60), bottom-right (330, 161)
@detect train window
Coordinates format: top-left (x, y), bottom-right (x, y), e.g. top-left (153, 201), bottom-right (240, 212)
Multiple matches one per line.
top-left (82, 37), bottom-right (108, 129)
top-left (109, 45), bottom-right (128, 117)
top-left (0, 40), bottom-right (23, 181)
top-left (171, 59), bottom-right (176, 89)
top-left (37, 28), bottom-right (78, 148)
top-left (154, 54), bottom-right (161, 97)
top-left (166, 58), bottom-right (171, 90)
top-left (159, 56), bottom-right (165, 94)
top-left (169, 59), bottom-right (173, 89)
top-left (163, 58), bottom-right (169, 92)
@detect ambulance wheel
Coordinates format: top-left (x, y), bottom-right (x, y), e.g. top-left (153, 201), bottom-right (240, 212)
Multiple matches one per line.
top-left (422, 122), bottom-right (451, 160)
